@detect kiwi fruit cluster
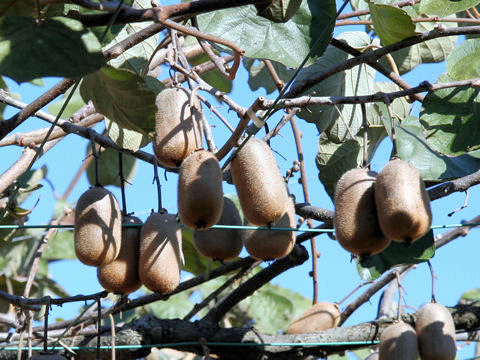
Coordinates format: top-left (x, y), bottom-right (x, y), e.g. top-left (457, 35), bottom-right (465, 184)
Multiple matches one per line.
top-left (286, 302), bottom-right (340, 334)
top-left (334, 159), bottom-right (432, 255)
top-left (378, 302), bottom-right (456, 360)
top-left (74, 187), bottom-right (181, 295)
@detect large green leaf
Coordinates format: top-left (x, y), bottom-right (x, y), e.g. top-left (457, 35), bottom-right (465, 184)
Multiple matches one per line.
top-left (0, 16), bottom-right (104, 83)
top-left (446, 39), bottom-right (480, 81)
top-left (196, 0), bottom-right (336, 68)
top-left (80, 66), bottom-right (164, 137)
top-left (396, 116), bottom-right (480, 181)
top-left (86, 144), bottom-right (137, 187)
top-left (419, 74), bottom-right (480, 156)
top-left (146, 290), bottom-right (193, 319)
top-left (294, 31), bottom-right (375, 140)
top-left (461, 288), bottom-right (480, 302)
top-left (42, 230), bottom-right (76, 261)
top-left (353, 0), bottom-right (457, 74)
top-left (357, 230), bottom-right (435, 281)
top-left (420, 0), bottom-right (480, 16)
top-left (105, 118), bottom-right (150, 152)
top-left (244, 58), bottom-right (293, 95)
top-left (368, 2), bottom-right (416, 45)
top-left (0, 0), bottom-right (63, 17)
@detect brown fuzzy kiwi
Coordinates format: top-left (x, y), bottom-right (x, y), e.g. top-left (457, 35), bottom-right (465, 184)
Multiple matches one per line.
top-left (97, 215), bottom-right (142, 295)
top-left (231, 138), bottom-right (289, 226)
top-left (334, 168), bottom-right (390, 256)
top-left (286, 302), bottom-right (340, 334)
top-left (244, 198), bottom-right (295, 260)
top-left (193, 197), bottom-right (243, 260)
top-left (416, 302), bottom-right (456, 360)
top-left (153, 87), bottom-right (201, 168)
top-left (379, 322), bottom-right (419, 360)
top-left (139, 211), bottom-right (182, 294)
top-left (375, 159), bottom-right (432, 244)
top-left (178, 149), bottom-right (223, 230)
top-left (74, 187), bottom-right (122, 266)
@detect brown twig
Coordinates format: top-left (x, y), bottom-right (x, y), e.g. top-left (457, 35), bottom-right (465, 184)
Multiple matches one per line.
top-left (336, 17), bottom-right (480, 26)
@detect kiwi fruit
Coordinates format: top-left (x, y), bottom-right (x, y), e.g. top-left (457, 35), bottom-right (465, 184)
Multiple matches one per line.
top-left (178, 149), bottom-right (223, 230)
top-left (286, 302), bottom-right (341, 334)
top-left (379, 322), bottom-right (419, 360)
top-left (333, 168), bottom-right (390, 256)
top-left (139, 211), bottom-right (182, 294)
top-left (97, 215), bottom-right (142, 295)
top-left (375, 159), bottom-right (432, 244)
top-left (153, 87), bottom-right (201, 168)
top-left (74, 186), bottom-right (122, 266)
top-left (416, 302), bottom-right (456, 360)
top-left (193, 196), bottom-right (243, 260)
top-left (231, 138), bottom-right (289, 226)
top-left (244, 197), bottom-right (296, 260)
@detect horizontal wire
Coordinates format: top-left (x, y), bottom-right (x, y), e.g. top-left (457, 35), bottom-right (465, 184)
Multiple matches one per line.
top-left (0, 340), bottom-right (380, 351)
top-left (1, 222), bottom-right (480, 232)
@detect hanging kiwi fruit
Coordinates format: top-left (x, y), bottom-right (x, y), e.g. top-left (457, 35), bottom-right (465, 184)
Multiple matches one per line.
top-left (97, 215), bottom-right (142, 295)
top-left (74, 186), bottom-right (122, 266)
top-left (334, 168), bottom-right (390, 256)
top-left (243, 197), bottom-right (296, 260)
top-left (416, 302), bottom-right (456, 360)
top-left (231, 137), bottom-right (290, 226)
top-left (178, 149), bottom-right (223, 230)
top-left (138, 211), bottom-right (182, 294)
top-left (193, 196), bottom-right (244, 261)
top-left (153, 87), bottom-right (201, 168)
top-left (286, 302), bottom-right (340, 334)
top-left (375, 159), bottom-right (432, 244)
top-left (379, 322), bottom-right (419, 360)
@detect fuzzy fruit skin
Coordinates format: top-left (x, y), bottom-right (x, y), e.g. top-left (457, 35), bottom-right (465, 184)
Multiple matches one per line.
top-left (194, 197), bottom-right (243, 260)
top-left (375, 159), bottom-right (432, 244)
top-left (153, 87), bottom-right (200, 168)
top-left (139, 212), bottom-right (182, 294)
top-left (416, 303), bottom-right (456, 360)
top-left (379, 322), bottom-right (419, 360)
top-left (334, 168), bottom-right (390, 256)
top-left (244, 198), bottom-right (295, 260)
top-left (74, 187), bottom-right (122, 266)
top-left (286, 302), bottom-right (340, 334)
top-left (231, 138), bottom-right (289, 226)
top-left (178, 149), bottom-right (223, 230)
top-left (97, 215), bottom-right (142, 294)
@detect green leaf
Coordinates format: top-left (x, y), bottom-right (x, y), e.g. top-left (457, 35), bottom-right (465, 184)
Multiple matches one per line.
top-left (447, 39), bottom-right (480, 81)
top-left (47, 86), bottom-right (86, 121)
top-left (0, 235), bottom-right (39, 276)
top-left (146, 290), bottom-right (193, 319)
top-left (419, 73), bottom-right (480, 156)
top-left (396, 116), bottom-right (480, 181)
top-left (0, 0), bottom-right (63, 17)
top-left (244, 58), bottom-right (293, 95)
top-left (105, 118), bottom-right (150, 151)
top-left (357, 230), bottom-right (435, 281)
top-left (80, 66), bottom-right (164, 137)
top-left (461, 288), bottom-right (480, 302)
top-left (368, 2), bottom-right (416, 45)
top-left (294, 32), bottom-right (376, 140)
top-left (197, 0), bottom-right (336, 68)
top-left (106, 0), bottom-right (158, 75)
top-left (86, 144), bottom-right (137, 187)
top-left (189, 52), bottom-right (232, 93)
top-left (16, 165), bottom-right (47, 205)
top-left (0, 16), bottom-right (104, 83)
top-left (420, 0), bottom-right (480, 16)
top-left (42, 230), bottom-right (76, 261)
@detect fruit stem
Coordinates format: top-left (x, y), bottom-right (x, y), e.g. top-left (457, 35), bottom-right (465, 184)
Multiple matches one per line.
top-left (383, 95), bottom-right (398, 158)
top-left (88, 129), bottom-right (101, 187)
top-left (427, 260), bottom-right (437, 303)
top-left (361, 103), bottom-right (368, 167)
top-left (118, 152), bottom-right (127, 216)
top-left (153, 159), bottom-right (163, 212)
